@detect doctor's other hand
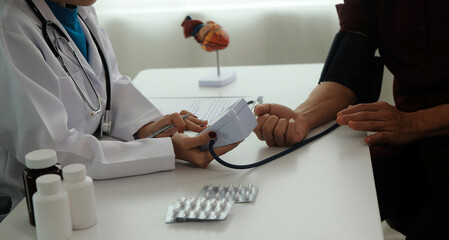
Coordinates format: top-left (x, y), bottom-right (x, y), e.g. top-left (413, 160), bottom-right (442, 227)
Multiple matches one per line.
top-left (253, 104), bottom-right (310, 147)
top-left (336, 102), bottom-right (421, 145)
top-left (135, 110), bottom-right (207, 139)
top-left (171, 131), bottom-right (239, 168)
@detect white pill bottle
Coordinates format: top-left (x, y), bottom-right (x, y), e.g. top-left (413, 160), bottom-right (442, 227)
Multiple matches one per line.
top-left (62, 163), bottom-right (97, 229)
top-left (33, 174), bottom-right (72, 240)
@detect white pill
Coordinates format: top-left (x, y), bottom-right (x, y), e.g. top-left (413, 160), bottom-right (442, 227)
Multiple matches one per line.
top-left (204, 209), bottom-right (211, 217)
top-left (199, 198), bottom-right (207, 208)
top-left (225, 192), bottom-right (231, 200)
top-left (234, 192), bottom-right (240, 201)
top-left (184, 209), bottom-right (191, 216)
top-left (193, 209), bottom-right (200, 217)
top-left (184, 205), bottom-right (191, 212)
top-left (227, 184), bottom-right (234, 193)
top-left (179, 211), bottom-right (186, 219)
top-left (245, 191), bottom-right (251, 200)
top-left (219, 200), bottom-right (227, 209)
top-left (210, 199), bottom-right (217, 208)
top-left (179, 197), bottom-right (187, 207)
top-left (172, 206), bottom-right (180, 215)
top-left (210, 210), bottom-right (218, 219)
top-left (207, 185), bottom-right (214, 192)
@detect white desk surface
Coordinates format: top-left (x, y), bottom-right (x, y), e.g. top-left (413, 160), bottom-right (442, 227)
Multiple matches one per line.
top-left (0, 64), bottom-right (383, 240)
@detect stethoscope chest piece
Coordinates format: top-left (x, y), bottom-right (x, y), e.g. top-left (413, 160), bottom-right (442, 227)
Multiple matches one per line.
top-left (100, 110), bottom-right (112, 138)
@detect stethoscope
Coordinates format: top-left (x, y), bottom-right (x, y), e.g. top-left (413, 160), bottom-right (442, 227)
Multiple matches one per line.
top-left (25, 0), bottom-right (112, 138)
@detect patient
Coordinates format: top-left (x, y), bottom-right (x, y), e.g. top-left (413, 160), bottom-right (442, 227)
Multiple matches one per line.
top-left (253, 1), bottom-right (449, 239)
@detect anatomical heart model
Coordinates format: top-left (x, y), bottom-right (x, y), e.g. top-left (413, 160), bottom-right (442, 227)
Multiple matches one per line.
top-left (181, 16), bottom-right (236, 87)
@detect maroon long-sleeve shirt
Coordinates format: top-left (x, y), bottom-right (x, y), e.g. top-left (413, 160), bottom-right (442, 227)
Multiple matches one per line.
top-left (336, 0), bottom-right (449, 185)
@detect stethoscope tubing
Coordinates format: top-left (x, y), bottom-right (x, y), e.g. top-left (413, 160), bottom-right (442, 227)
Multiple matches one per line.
top-left (79, 17), bottom-right (111, 112)
top-left (25, 0), bottom-right (111, 113)
top-left (209, 123), bottom-right (340, 169)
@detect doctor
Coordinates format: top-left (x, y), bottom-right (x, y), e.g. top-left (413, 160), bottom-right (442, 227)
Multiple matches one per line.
top-left (0, 0), bottom-right (238, 220)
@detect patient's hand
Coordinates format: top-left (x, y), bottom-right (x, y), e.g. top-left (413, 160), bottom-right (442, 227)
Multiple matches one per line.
top-left (253, 104), bottom-right (310, 147)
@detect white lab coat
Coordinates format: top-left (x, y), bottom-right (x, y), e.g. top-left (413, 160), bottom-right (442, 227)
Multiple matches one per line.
top-left (0, 0), bottom-right (175, 215)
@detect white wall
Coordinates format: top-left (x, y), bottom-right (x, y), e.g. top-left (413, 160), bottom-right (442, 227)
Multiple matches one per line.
top-left (95, 2), bottom-right (394, 104)
top-left (95, 3), bottom-right (339, 77)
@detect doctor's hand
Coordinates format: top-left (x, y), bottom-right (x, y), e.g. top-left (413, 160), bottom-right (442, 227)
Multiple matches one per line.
top-left (171, 131), bottom-right (239, 168)
top-left (336, 102), bottom-right (420, 145)
top-left (253, 104), bottom-right (310, 147)
top-left (135, 110), bottom-right (207, 139)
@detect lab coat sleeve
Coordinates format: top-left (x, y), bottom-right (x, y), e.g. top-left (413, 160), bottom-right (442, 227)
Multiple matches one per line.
top-left (56, 131), bottom-right (175, 179)
top-left (109, 77), bottom-right (162, 142)
top-left (0, 20), bottom-right (175, 180)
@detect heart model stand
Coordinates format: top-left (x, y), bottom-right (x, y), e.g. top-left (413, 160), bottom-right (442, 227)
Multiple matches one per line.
top-left (199, 50), bottom-right (236, 87)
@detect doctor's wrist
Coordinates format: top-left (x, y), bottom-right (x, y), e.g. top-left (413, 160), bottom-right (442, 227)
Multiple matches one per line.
top-left (133, 132), bottom-right (140, 140)
top-left (134, 122), bottom-right (153, 139)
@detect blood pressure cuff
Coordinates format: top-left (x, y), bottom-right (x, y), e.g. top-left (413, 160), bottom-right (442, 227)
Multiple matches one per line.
top-left (319, 32), bottom-right (384, 103)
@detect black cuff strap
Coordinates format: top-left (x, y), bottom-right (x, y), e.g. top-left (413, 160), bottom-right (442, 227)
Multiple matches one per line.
top-left (319, 32), bottom-right (384, 103)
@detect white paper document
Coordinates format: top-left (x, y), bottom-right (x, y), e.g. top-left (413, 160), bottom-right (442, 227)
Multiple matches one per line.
top-left (148, 96), bottom-right (263, 121)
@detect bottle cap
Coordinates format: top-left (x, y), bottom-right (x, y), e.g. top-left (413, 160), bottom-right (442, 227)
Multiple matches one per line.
top-left (62, 164), bottom-right (87, 183)
top-left (25, 149), bottom-right (58, 169)
top-left (36, 174), bottom-right (62, 194)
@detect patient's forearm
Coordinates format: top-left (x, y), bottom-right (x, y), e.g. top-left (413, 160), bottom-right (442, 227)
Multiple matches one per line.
top-left (413, 103), bottom-right (449, 138)
top-left (295, 81), bottom-right (357, 129)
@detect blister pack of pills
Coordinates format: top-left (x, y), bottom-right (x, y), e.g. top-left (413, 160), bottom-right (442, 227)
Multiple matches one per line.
top-left (166, 184), bottom-right (259, 223)
top-left (166, 196), bottom-right (233, 223)
top-left (200, 184), bottom-right (259, 203)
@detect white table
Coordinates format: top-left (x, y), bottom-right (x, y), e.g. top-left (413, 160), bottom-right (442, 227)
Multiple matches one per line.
top-left (0, 64), bottom-right (383, 240)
